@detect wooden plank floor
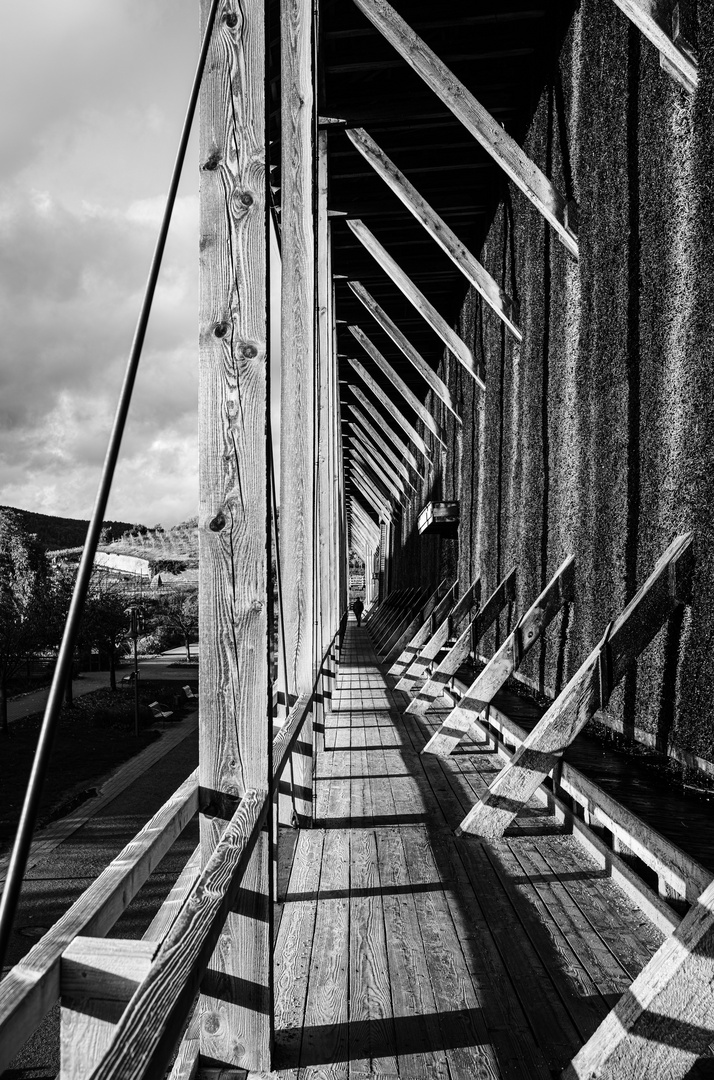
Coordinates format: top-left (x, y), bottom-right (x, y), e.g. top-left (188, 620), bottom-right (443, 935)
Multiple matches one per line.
top-left (272, 619), bottom-right (664, 1079)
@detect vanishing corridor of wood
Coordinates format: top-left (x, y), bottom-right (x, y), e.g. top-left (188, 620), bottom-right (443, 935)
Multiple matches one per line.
top-left (272, 620), bottom-right (664, 1079)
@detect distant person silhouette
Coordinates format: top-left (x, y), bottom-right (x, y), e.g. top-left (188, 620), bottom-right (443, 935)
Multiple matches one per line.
top-left (353, 597), bottom-right (364, 627)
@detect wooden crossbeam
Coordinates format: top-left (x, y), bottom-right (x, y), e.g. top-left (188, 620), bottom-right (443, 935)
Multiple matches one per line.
top-left (350, 459), bottom-right (393, 518)
top-left (349, 325), bottom-right (446, 445)
top-left (349, 423), bottom-right (417, 492)
top-left (348, 418), bottom-right (416, 489)
top-left (351, 497), bottom-right (380, 541)
top-left (394, 577), bottom-right (482, 691)
top-left (348, 281), bottom-right (462, 417)
top-left (457, 535), bottom-right (692, 839)
top-left (349, 389), bottom-right (425, 476)
top-left (347, 356), bottom-right (433, 461)
top-left (352, 0), bottom-right (578, 258)
top-left (350, 440), bottom-right (407, 503)
top-left (346, 219), bottom-right (481, 383)
top-left (406, 568), bottom-right (516, 716)
top-left (345, 131), bottom-right (521, 340)
top-left (382, 578), bottom-right (450, 666)
top-left (387, 581), bottom-right (458, 677)
top-left (610, 0), bottom-right (698, 93)
top-left (423, 555), bottom-right (575, 758)
top-left (564, 872), bottom-right (714, 1078)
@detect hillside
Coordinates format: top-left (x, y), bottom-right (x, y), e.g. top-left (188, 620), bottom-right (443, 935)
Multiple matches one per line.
top-left (0, 505), bottom-right (146, 552)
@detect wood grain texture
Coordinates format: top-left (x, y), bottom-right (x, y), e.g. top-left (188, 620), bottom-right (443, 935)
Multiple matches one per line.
top-left (198, 0), bottom-right (271, 1066)
top-left (565, 875), bottom-right (714, 1079)
top-left (0, 771), bottom-right (197, 1073)
top-left (349, 325), bottom-right (446, 444)
top-left (423, 555), bottom-right (574, 758)
top-left (394, 577), bottom-right (481, 691)
top-left (345, 133), bottom-right (521, 342)
top-left (458, 536), bottom-right (693, 838)
top-left (351, 0), bottom-right (578, 257)
top-left (347, 219), bottom-right (479, 379)
top-left (387, 582), bottom-right (457, 677)
top-left (349, 390), bottom-right (424, 476)
top-left (610, 0), bottom-right (698, 92)
top-left (348, 280), bottom-right (463, 415)
top-left (60, 938), bottom-right (160, 1079)
top-left (406, 568), bottom-right (516, 715)
top-left (87, 789), bottom-right (269, 1080)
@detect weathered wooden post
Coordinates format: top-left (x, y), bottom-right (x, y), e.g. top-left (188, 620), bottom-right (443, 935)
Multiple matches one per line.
top-left (198, 0), bottom-right (272, 1069)
top-left (280, 0), bottom-right (316, 822)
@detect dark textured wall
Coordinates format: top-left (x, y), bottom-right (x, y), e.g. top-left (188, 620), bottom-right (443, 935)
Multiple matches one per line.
top-left (399, 0), bottom-right (714, 762)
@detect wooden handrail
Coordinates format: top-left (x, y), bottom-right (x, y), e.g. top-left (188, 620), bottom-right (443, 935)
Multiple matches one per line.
top-left (0, 770), bottom-right (198, 1072)
top-left (88, 788), bottom-right (269, 1080)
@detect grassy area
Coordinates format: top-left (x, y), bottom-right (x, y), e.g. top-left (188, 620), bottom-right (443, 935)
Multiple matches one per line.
top-left (0, 682), bottom-right (195, 856)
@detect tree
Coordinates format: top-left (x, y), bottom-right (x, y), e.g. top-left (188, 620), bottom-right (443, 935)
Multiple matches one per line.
top-left (83, 576), bottom-right (131, 691)
top-left (156, 587), bottom-right (198, 661)
top-left (0, 512), bottom-right (48, 735)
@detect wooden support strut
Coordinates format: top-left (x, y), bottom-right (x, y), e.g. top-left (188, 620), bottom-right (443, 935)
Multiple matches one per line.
top-left (349, 423), bottom-right (416, 493)
top-left (564, 872), bottom-right (714, 1079)
top-left (387, 581), bottom-right (458, 677)
top-left (348, 419), bottom-right (416, 489)
top-left (351, 0), bottom-right (578, 258)
top-left (348, 280), bottom-right (463, 418)
top-left (422, 555), bottom-right (575, 758)
top-left (610, 0), bottom-right (698, 93)
top-left (346, 218), bottom-right (482, 385)
top-left (345, 131), bottom-right (521, 340)
top-left (350, 440), bottom-right (407, 503)
top-left (457, 535), bottom-right (693, 840)
top-left (347, 356), bottom-right (433, 462)
top-left (349, 388), bottom-right (425, 476)
top-left (382, 578), bottom-right (450, 667)
top-left (349, 325), bottom-right (446, 445)
top-left (406, 568), bottom-right (516, 716)
top-left (393, 577), bottom-right (482, 691)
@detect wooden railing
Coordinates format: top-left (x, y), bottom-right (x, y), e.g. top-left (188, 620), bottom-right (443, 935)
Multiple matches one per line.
top-left (0, 617), bottom-right (346, 1079)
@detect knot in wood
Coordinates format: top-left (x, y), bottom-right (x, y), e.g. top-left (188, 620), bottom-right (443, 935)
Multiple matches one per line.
top-left (250, 599), bottom-right (264, 613)
top-left (240, 342), bottom-right (258, 359)
top-left (239, 191), bottom-right (254, 206)
top-left (209, 512), bottom-right (226, 532)
top-left (225, 11), bottom-right (239, 28)
top-left (214, 320), bottom-right (230, 338)
top-left (202, 148), bottom-right (222, 171)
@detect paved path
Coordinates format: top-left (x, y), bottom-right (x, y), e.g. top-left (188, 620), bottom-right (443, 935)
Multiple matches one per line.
top-left (7, 649), bottom-right (199, 725)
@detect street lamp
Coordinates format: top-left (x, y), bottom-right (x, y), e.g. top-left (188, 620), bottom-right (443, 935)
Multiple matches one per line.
top-left (125, 604), bottom-right (144, 737)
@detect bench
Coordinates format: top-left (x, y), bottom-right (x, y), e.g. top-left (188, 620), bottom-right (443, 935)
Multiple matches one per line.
top-left (182, 685), bottom-right (198, 702)
top-left (121, 671), bottom-right (137, 685)
top-left (148, 701), bottom-right (175, 723)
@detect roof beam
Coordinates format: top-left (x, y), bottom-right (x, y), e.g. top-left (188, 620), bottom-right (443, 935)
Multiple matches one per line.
top-left (347, 357), bottom-right (433, 463)
top-left (352, 0), bottom-right (579, 259)
top-left (348, 326), bottom-right (447, 445)
top-left (609, 0), bottom-right (697, 93)
top-left (351, 498), bottom-right (380, 541)
top-left (349, 460), bottom-right (393, 518)
top-left (348, 425), bottom-right (415, 494)
top-left (346, 130), bottom-right (521, 341)
top-left (349, 446), bottom-right (402, 504)
top-left (348, 282), bottom-right (461, 418)
top-left (346, 219), bottom-right (481, 385)
top-left (348, 418), bottom-right (416, 490)
top-left (350, 441), bottom-right (407, 503)
top-left (349, 389), bottom-right (424, 478)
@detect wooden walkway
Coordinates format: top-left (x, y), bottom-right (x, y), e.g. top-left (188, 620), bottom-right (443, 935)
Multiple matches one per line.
top-left (272, 619), bottom-right (665, 1079)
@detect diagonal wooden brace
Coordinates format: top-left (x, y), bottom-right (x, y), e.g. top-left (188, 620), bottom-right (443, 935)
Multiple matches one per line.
top-left (406, 568), bottom-right (516, 716)
top-left (388, 581), bottom-right (457, 677)
top-left (564, 870), bottom-right (714, 1079)
top-left (393, 577), bottom-right (482, 691)
top-left (382, 578), bottom-right (451, 666)
top-left (457, 534), bottom-right (693, 839)
top-left (421, 555), bottom-right (575, 758)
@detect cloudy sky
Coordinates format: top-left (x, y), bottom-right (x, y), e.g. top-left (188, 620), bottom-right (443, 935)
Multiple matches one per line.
top-left (0, 0), bottom-right (280, 529)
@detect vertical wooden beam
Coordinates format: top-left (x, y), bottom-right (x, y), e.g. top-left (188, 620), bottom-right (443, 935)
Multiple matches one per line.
top-left (280, 0), bottom-right (315, 822)
top-left (198, 0), bottom-right (271, 1070)
top-left (315, 128), bottom-right (331, 752)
